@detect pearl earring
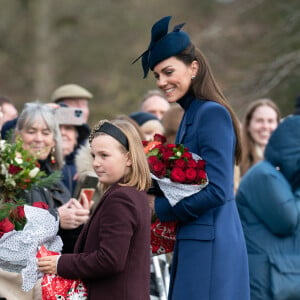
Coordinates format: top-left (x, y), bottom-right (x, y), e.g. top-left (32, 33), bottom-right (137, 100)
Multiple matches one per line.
top-left (191, 75), bottom-right (196, 79)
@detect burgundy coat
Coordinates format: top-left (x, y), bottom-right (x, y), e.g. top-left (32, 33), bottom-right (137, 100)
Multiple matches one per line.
top-left (58, 183), bottom-right (151, 300)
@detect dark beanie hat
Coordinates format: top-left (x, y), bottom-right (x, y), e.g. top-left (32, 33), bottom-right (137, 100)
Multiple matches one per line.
top-left (132, 16), bottom-right (191, 78)
top-left (129, 111), bottom-right (159, 126)
top-left (294, 94), bottom-right (300, 115)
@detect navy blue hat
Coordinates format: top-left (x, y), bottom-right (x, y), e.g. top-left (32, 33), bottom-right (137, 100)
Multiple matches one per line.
top-left (133, 16), bottom-right (191, 78)
top-left (129, 111), bottom-right (159, 126)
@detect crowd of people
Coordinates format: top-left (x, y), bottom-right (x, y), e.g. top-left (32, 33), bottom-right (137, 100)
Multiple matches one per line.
top-left (0, 15), bottom-right (299, 300)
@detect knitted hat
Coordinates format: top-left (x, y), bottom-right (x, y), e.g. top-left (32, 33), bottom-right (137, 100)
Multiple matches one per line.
top-left (129, 111), bottom-right (160, 126)
top-left (51, 84), bottom-right (93, 102)
top-left (132, 16), bottom-right (191, 78)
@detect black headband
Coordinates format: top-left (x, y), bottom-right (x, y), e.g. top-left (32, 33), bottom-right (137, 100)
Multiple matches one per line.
top-left (92, 122), bottom-right (129, 150)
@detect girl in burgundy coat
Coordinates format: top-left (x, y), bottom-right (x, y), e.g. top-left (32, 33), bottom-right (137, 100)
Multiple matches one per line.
top-left (38, 119), bottom-right (152, 300)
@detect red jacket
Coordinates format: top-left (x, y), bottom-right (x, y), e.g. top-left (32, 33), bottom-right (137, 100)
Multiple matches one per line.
top-left (58, 183), bottom-right (151, 300)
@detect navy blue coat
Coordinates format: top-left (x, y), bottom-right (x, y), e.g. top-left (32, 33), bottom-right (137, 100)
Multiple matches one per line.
top-left (236, 115), bottom-right (300, 300)
top-left (155, 95), bottom-right (250, 300)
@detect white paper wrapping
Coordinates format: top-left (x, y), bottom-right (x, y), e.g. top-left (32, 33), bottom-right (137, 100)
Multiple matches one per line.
top-left (151, 153), bottom-right (209, 206)
top-left (152, 174), bottom-right (208, 206)
top-left (0, 205), bottom-right (63, 291)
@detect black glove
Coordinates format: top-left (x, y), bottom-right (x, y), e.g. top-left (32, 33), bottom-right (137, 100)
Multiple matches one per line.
top-left (147, 179), bottom-right (164, 196)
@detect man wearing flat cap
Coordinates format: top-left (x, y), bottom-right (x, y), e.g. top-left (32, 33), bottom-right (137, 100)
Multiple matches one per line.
top-left (51, 83), bottom-right (93, 123)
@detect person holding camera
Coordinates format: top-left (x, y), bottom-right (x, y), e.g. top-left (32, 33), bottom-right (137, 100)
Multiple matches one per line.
top-left (56, 105), bottom-right (90, 196)
top-left (51, 83), bottom-right (93, 124)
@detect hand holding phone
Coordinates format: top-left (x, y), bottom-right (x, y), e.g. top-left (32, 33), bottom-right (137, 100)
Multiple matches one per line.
top-left (73, 175), bottom-right (99, 199)
top-left (81, 188), bottom-right (95, 203)
top-left (78, 189), bottom-right (95, 210)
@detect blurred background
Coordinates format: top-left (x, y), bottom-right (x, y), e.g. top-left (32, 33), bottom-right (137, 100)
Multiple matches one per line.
top-left (0, 0), bottom-right (299, 126)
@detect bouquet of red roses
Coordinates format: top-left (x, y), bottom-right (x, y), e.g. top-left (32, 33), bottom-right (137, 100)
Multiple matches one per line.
top-left (144, 134), bottom-right (208, 254)
top-left (0, 138), bottom-right (62, 291)
top-left (144, 134), bottom-right (208, 206)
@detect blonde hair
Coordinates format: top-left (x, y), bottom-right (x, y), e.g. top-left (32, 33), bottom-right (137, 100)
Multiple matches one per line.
top-left (140, 119), bottom-right (165, 141)
top-left (89, 119), bottom-right (152, 192)
top-left (240, 98), bottom-right (281, 176)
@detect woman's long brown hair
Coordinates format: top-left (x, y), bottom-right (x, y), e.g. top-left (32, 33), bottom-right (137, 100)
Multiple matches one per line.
top-left (175, 44), bottom-right (242, 164)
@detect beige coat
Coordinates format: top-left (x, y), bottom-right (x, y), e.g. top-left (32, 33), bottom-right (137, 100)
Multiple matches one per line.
top-left (0, 269), bottom-right (42, 300)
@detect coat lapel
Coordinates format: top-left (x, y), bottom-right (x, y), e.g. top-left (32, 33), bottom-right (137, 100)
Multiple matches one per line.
top-left (75, 189), bottom-right (109, 253)
top-left (176, 106), bottom-right (195, 144)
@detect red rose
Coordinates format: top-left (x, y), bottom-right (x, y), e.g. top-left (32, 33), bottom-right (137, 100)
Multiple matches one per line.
top-left (32, 202), bottom-right (49, 210)
top-left (148, 157), bottom-right (167, 178)
top-left (170, 167), bottom-right (186, 183)
top-left (181, 152), bottom-right (192, 160)
top-left (10, 206), bottom-right (25, 222)
top-left (187, 158), bottom-right (197, 168)
top-left (8, 164), bottom-right (23, 175)
top-left (197, 170), bottom-right (207, 183)
top-left (148, 155), bottom-right (159, 166)
top-left (197, 160), bottom-right (206, 169)
top-left (0, 218), bottom-right (15, 238)
top-left (153, 144), bottom-right (165, 153)
top-left (185, 168), bottom-right (197, 183)
top-left (162, 148), bottom-right (173, 161)
top-left (16, 206), bottom-right (25, 219)
top-left (173, 159), bottom-right (186, 169)
top-left (166, 144), bottom-right (176, 149)
top-left (153, 134), bottom-right (166, 144)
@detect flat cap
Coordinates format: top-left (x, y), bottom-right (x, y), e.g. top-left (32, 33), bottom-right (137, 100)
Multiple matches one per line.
top-left (51, 84), bottom-right (93, 102)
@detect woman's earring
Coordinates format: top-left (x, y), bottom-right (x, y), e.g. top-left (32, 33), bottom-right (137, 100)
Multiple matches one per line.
top-left (191, 75), bottom-right (196, 80)
top-left (51, 148), bottom-right (56, 164)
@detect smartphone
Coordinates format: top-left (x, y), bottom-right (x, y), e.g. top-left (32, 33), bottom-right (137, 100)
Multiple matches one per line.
top-left (55, 106), bottom-right (85, 126)
top-left (80, 188), bottom-right (96, 203)
top-left (73, 175), bottom-right (99, 200)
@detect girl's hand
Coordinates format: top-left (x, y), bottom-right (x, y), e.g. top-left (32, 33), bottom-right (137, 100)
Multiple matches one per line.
top-left (38, 255), bottom-right (60, 274)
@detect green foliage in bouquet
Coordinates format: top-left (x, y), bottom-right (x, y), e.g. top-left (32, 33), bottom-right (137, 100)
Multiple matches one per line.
top-left (0, 137), bottom-right (61, 203)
